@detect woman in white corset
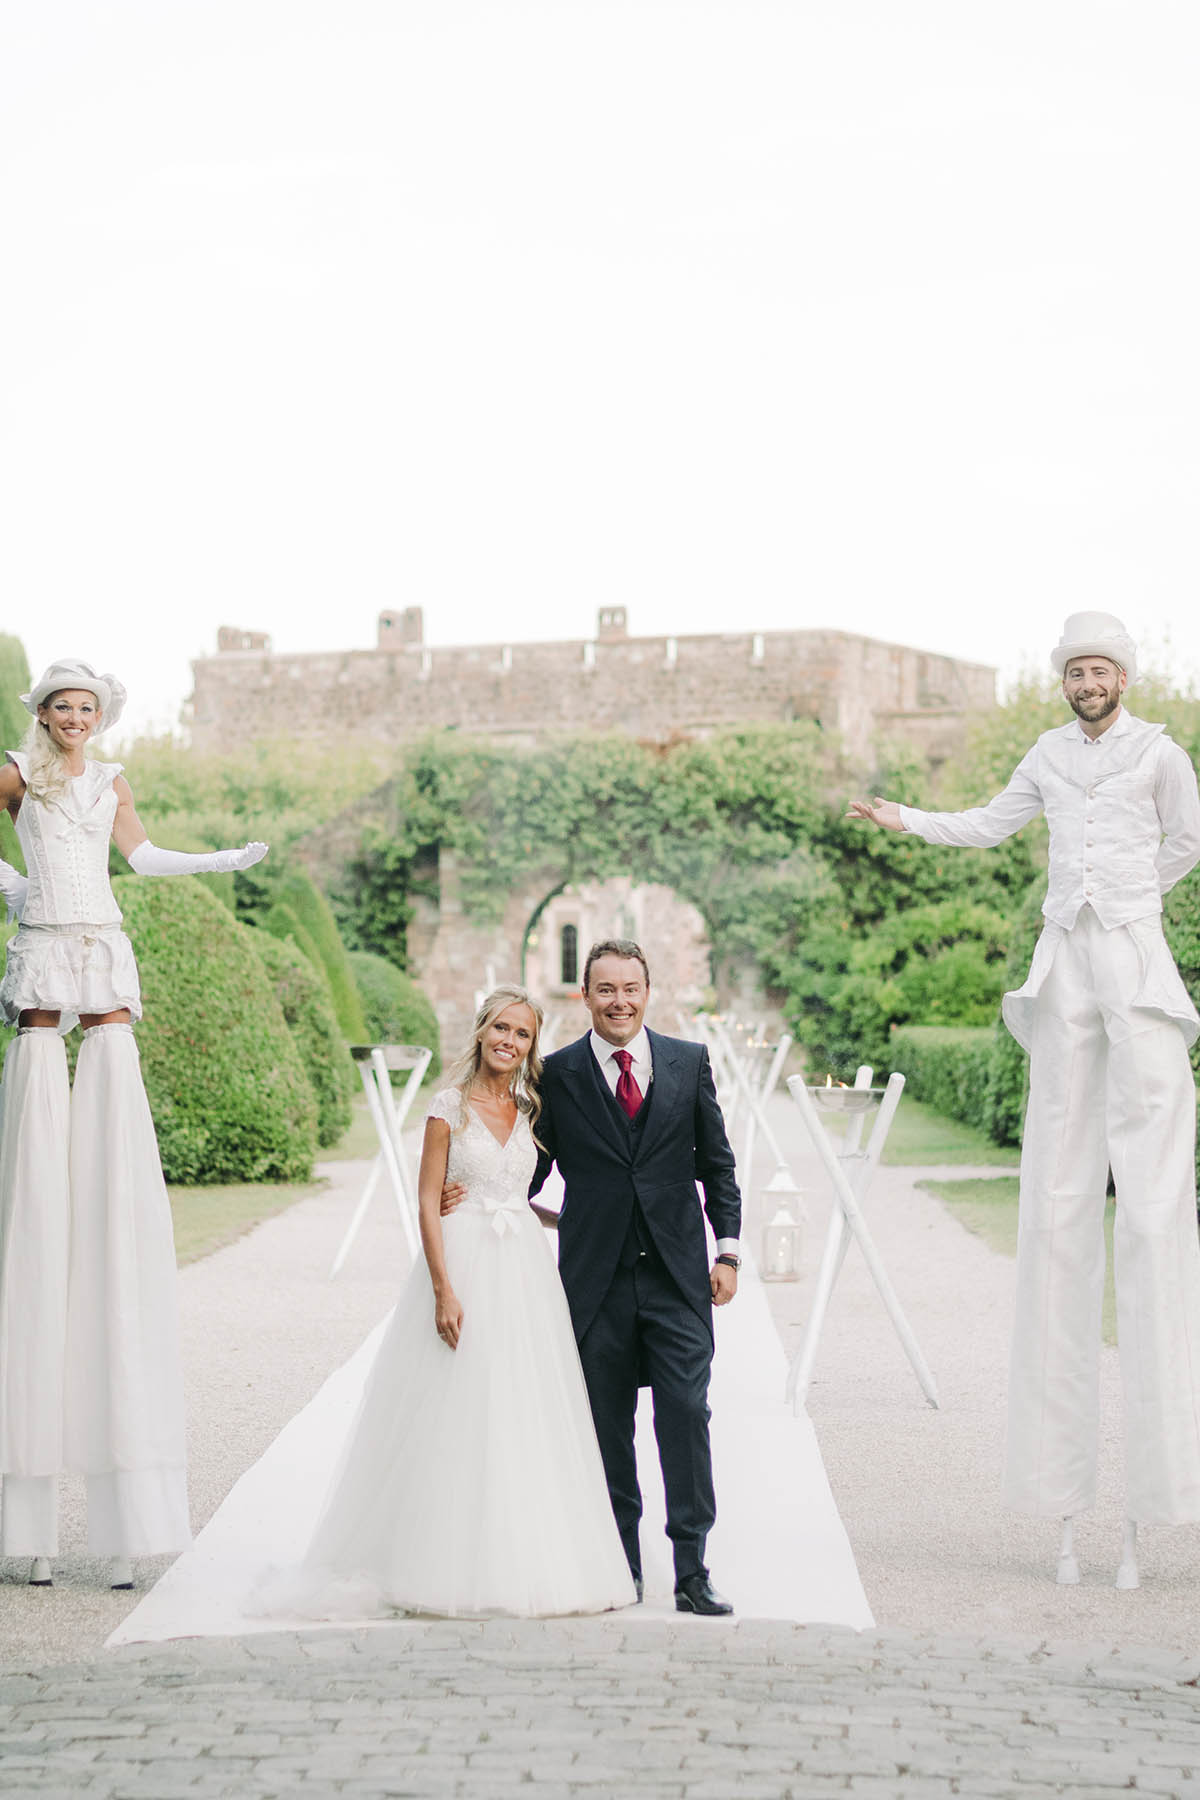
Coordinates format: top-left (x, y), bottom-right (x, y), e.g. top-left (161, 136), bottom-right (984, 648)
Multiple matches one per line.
top-left (0, 658), bottom-right (267, 1589)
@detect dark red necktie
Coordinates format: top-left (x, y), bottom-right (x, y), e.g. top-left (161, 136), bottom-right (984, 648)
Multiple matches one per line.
top-left (614, 1049), bottom-right (643, 1120)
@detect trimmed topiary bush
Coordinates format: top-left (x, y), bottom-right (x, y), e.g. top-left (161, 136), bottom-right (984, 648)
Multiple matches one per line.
top-left (249, 928), bottom-right (355, 1148)
top-left (114, 874), bottom-right (317, 1183)
top-left (349, 950), bottom-right (441, 1078)
top-left (264, 868), bottom-right (367, 1042)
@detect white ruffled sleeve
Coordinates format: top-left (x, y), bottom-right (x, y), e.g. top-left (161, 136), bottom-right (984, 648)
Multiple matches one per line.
top-left (426, 1089), bottom-right (462, 1128)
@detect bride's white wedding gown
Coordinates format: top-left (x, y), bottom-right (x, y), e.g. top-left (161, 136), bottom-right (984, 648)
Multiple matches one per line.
top-left (280, 1089), bottom-right (636, 1619)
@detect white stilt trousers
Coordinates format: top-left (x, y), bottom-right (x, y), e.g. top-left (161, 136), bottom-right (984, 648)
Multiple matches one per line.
top-left (1003, 908), bottom-right (1200, 1522)
top-left (0, 1028), bottom-right (69, 1555)
top-left (0, 1022), bottom-right (190, 1556)
top-left (65, 1024), bottom-right (190, 1555)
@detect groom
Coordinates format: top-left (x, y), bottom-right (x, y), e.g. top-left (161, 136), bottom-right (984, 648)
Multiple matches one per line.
top-left (531, 939), bottom-right (742, 1615)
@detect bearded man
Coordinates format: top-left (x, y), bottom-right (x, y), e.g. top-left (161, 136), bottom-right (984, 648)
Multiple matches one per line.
top-left (850, 612), bottom-right (1200, 1586)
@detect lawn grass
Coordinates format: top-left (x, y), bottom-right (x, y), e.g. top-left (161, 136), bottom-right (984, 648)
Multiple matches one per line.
top-left (167, 1178), bottom-right (329, 1266)
top-left (881, 1095), bottom-right (1020, 1167)
top-left (167, 1094), bottom-right (385, 1265)
top-left (921, 1175), bottom-right (1117, 1345)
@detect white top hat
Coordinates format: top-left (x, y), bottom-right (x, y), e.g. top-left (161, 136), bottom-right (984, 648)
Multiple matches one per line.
top-left (1050, 612), bottom-right (1137, 685)
top-left (20, 659), bottom-right (128, 734)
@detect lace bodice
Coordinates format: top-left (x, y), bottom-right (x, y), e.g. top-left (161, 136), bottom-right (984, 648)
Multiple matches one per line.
top-left (7, 751), bottom-right (124, 928)
top-left (427, 1088), bottom-right (538, 1234)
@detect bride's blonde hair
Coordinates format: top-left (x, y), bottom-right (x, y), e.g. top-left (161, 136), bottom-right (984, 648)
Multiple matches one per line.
top-left (20, 702), bottom-right (94, 806)
top-left (443, 985), bottom-right (545, 1142)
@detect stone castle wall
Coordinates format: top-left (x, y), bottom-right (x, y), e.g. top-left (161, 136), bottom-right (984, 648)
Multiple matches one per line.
top-left (188, 609), bottom-right (995, 765)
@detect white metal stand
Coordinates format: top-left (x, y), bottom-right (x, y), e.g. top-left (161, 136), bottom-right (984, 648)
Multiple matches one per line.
top-left (706, 1018), bottom-right (794, 1184)
top-left (785, 1069), bottom-right (940, 1413)
top-left (329, 1044), bottom-right (432, 1279)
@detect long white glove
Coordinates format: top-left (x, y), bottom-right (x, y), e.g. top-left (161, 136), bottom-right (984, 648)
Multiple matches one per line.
top-left (0, 856), bottom-right (28, 923)
top-left (127, 840), bottom-right (269, 877)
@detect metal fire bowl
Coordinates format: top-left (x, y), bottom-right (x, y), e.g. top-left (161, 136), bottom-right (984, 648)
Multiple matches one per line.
top-left (806, 1086), bottom-right (884, 1113)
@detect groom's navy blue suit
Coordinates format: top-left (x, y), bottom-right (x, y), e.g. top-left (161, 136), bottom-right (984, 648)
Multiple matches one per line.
top-left (529, 1028), bottom-right (740, 1585)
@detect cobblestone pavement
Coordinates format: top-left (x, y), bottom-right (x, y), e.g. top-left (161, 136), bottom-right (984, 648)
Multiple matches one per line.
top-left (3, 1617), bottom-right (1200, 1799)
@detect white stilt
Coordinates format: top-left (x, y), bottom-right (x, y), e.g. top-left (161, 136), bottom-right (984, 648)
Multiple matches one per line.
top-left (1115, 1518), bottom-right (1139, 1590)
top-left (28, 1556), bottom-right (52, 1586)
top-left (109, 1556), bottom-right (134, 1589)
top-left (1055, 1516), bottom-right (1080, 1584)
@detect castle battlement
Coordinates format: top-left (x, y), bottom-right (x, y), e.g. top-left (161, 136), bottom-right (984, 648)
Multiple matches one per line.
top-left (188, 608), bottom-right (995, 763)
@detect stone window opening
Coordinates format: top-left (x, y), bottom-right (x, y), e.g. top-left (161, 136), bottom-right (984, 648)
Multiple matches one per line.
top-left (560, 923), bottom-right (579, 987)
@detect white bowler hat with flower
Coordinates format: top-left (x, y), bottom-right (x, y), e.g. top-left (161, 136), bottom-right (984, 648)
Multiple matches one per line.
top-left (1050, 613), bottom-right (1138, 686)
top-left (20, 659), bottom-right (128, 734)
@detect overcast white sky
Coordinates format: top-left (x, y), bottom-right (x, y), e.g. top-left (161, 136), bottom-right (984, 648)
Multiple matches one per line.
top-left (2, 1), bottom-right (1197, 738)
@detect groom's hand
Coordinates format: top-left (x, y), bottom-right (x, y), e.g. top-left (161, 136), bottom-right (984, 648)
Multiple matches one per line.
top-left (440, 1181), bottom-right (467, 1215)
top-left (710, 1262), bottom-right (738, 1306)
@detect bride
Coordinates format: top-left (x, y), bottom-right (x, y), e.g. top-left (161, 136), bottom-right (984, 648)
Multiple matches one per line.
top-left (289, 985), bottom-right (635, 1618)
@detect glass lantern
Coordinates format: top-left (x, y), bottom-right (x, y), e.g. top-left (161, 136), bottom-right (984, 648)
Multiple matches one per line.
top-left (759, 1167), bottom-right (807, 1282)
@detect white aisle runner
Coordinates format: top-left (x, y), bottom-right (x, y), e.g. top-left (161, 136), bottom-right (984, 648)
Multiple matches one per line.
top-left (110, 1239), bottom-right (872, 1644)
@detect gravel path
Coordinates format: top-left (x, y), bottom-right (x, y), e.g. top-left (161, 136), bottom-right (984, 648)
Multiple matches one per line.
top-left (4, 1102), bottom-right (1200, 1795)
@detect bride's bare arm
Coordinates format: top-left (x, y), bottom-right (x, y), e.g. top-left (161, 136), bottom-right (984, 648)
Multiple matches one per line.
top-left (418, 1118), bottom-right (464, 1349)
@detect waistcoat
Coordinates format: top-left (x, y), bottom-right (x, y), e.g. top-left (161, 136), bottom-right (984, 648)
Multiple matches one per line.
top-left (7, 751), bottom-right (124, 928)
top-left (1033, 719), bottom-right (1169, 928)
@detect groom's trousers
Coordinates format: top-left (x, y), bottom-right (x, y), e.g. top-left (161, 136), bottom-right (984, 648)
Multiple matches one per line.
top-left (577, 1250), bottom-right (715, 1585)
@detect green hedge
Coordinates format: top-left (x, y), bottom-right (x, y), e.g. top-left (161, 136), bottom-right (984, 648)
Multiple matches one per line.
top-left (249, 929), bottom-right (355, 1147)
top-left (888, 1025), bottom-right (996, 1127)
top-left (114, 875), bottom-right (317, 1182)
top-left (349, 950), bottom-right (441, 1078)
top-left (263, 868), bottom-right (367, 1042)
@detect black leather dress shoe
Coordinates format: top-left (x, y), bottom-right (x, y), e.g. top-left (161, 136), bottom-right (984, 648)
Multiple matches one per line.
top-left (674, 1573), bottom-right (733, 1616)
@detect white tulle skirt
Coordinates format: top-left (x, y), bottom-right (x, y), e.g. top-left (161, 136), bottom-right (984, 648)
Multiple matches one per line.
top-left (0, 923), bottom-right (141, 1033)
top-left (278, 1205), bottom-right (635, 1619)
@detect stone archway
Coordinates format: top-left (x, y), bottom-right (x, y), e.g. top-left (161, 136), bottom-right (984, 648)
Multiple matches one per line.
top-left (404, 854), bottom-right (717, 1056)
top-left (521, 877), bottom-right (713, 1052)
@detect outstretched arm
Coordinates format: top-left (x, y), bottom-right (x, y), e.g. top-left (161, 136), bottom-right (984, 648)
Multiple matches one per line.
top-left (846, 797), bottom-right (906, 831)
top-left (111, 777), bottom-right (268, 874)
top-left (849, 753), bottom-right (1044, 849)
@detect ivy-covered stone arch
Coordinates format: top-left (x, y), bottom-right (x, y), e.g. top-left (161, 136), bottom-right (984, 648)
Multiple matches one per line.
top-left (309, 724), bottom-right (842, 1047)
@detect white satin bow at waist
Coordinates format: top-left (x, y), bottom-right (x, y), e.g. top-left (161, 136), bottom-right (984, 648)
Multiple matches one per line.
top-left (453, 1192), bottom-right (533, 1237)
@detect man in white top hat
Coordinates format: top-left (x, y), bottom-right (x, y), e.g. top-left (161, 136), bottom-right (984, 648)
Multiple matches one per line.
top-left (849, 612), bottom-right (1200, 1586)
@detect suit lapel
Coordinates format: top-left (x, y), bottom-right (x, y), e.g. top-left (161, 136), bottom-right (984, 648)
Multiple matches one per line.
top-left (557, 1034), bottom-right (632, 1159)
top-left (635, 1030), bottom-right (683, 1159)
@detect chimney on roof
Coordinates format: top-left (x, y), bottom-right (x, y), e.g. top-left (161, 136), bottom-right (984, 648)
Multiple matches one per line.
top-left (597, 606), bottom-right (627, 642)
top-left (379, 606), bottom-right (424, 648)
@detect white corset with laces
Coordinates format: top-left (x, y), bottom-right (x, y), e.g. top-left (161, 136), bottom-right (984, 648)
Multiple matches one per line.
top-left (7, 750), bottom-right (124, 929)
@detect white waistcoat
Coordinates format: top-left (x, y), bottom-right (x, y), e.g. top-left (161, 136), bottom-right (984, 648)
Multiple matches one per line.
top-left (7, 751), bottom-right (124, 929)
top-left (1034, 719), bottom-right (1171, 927)
top-left (901, 714), bottom-right (1200, 931)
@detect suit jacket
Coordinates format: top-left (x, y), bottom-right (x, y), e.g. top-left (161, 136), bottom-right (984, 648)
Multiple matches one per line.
top-left (529, 1029), bottom-right (741, 1344)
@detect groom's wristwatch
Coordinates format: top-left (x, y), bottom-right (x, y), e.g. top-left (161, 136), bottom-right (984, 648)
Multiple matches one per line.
top-left (715, 1253), bottom-right (741, 1271)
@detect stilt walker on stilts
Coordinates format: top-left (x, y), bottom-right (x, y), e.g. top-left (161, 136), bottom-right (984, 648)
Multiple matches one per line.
top-left (848, 614), bottom-right (1200, 1587)
top-left (0, 659), bottom-right (268, 1586)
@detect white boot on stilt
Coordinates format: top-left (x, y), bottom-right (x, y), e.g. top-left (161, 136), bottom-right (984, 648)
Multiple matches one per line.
top-left (109, 1556), bottom-right (134, 1590)
top-left (1115, 1518), bottom-right (1139, 1589)
top-left (29, 1557), bottom-right (52, 1586)
top-left (1056, 1516), bottom-right (1080, 1585)
top-left (0, 1028), bottom-right (70, 1559)
top-left (64, 1023), bottom-right (191, 1558)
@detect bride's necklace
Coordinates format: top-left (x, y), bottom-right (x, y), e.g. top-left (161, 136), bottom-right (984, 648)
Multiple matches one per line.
top-left (471, 1080), bottom-right (512, 1104)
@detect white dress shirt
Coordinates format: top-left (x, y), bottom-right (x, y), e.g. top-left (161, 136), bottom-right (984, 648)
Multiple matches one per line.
top-left (589, 1028), bottom-right (739, 1256)
top-left (898, 709), bottom-right (1200, 931)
